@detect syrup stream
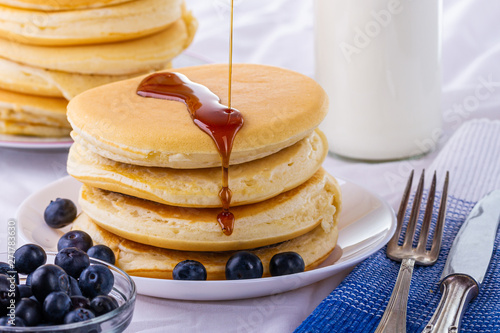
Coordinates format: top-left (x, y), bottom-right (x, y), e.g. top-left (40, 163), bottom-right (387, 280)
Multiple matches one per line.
top-left (228, 0), bottom-right (234, 108)
top-left (136, 0), bottom-right (240, 236)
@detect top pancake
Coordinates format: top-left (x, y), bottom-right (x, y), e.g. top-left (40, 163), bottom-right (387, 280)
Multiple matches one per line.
top-left (0, 0), bottom-right (182, 46)
top-left (67, 64), bottom-right (328, 168)
top-left (0, 0), bottom-right (133, 11)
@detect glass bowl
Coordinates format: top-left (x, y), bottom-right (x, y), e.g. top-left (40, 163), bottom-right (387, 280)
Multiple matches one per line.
top-left (0, 252), bottom-right (136, 333)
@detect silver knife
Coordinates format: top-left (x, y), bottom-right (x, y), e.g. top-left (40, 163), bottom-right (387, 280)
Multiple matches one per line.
top-left (423, 190), bottom-right (500, 333)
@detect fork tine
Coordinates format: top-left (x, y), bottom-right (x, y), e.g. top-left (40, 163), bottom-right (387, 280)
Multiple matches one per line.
top-left (387, 170), bottom-right (414, 249)
top-left (429, 171), bottom-right (449, 259)
top-left (402, 170), bottom-right (425, 249)
top-left (416, 171), bottom-right (437, 251)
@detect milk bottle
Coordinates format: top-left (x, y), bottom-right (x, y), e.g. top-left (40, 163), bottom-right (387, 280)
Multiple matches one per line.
top-left (316, 0), bottom-right (442, 160)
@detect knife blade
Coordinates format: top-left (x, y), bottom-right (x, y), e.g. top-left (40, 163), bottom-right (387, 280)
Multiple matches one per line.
top-left (423, 190), bottom-right (500, 333)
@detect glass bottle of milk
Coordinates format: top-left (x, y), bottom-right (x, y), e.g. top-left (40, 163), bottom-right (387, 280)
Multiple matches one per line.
top-left (316, 0), bottom-right (442, 160)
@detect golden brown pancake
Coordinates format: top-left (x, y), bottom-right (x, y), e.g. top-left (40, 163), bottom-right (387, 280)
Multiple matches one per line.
top-left (0, 57), bottom-right (171, 100)
top-left (72, 212), bottom-right (339, 280)
top-left (0, 13), bottom-right (196, 76)
top-left (78, 168), bottom-right (341, 252)
top-left (0, 121), bottom-right (70, 137)
top-left (0, 0), bottom-right (133, 11)
top-left (68, 64), bottom-right (328, 168)
top-left (67, 129), bottom-right (328, 207)
top-left (0, 88), bottom-right (70, 137)
top-left (0, 58), bottom-right (61, 98)
top-left (0, 0), bottom-right (183, 46)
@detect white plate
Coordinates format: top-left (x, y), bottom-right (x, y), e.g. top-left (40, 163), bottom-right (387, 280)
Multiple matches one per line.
top-left (0, 134), bottom-right (73, 149)
top-left (16, 175), bottom-right (396, 301)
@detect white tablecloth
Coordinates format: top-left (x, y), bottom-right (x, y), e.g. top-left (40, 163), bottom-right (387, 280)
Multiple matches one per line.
top-left (1, 0), bottom-right (499, 332)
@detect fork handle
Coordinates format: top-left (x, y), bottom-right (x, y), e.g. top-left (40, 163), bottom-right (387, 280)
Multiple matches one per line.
top-left (422, 274), bottom-right (479, 333)
top-left (375, 258), bottom-right (415, 333)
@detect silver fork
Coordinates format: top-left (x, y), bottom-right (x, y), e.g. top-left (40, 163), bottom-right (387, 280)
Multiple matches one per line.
top-left (375, 170), bottom-right (449, 333)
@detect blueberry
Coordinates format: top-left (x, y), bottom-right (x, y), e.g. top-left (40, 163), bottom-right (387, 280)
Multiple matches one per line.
top-left (55, 247), bottom-right (90, 279)
top-left (0, 274), bottom-right (19, 317)
top-left (42, 291), bottom-right (72, 323)
top-left (79, 265), bottom-right (114, 298)
top-left (173, 260), bottom-right (207, 280)
top-left (269, 252), bottom-right (305, 277)
top-left (16, 297), bottom-right (42, 326)
top-left (225, 251), bottom-right (263, 280)
top-left (70, 295), bottom-right (91, 310)
top-left (0, 263), bottom-right (18, 285)
top-left (44, 198), bottom-right (77, 229)
top-left (14, 244), bottom-right (47, 275)
top-left (0, 316), bottom-right (26, 327)
top-left (25, 272), bottom-right (33, 286)
top-left (90, 295), bottom-right (118, 316)
top-left (87, 245), bottom-right (116, 265)
top-left (64, 308), bottom-right (95, 324)
top-left (58, 230), bottom-right (93, 252)
top-left (69, 276), bottom-right (83, 297)
top-left (18, 284), bottom-right (33, 299)
top-left (31, 264), bottom-right (70, 303)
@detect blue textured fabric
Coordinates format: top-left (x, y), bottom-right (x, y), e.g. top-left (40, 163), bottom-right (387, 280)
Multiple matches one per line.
top-left (295, 119), bottom-right (500, 333)
top-left (296, 194), bottom-right (500, 332)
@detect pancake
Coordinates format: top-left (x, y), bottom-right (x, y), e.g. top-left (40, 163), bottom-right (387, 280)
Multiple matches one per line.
top-left (0, 88), bottom-right (70, 136)
top-left (0, 13), bottom-right (196, 76)
top-left (68, 129), bottom-right (327, 207)
top-left (0, 58), bottom-right (171, 100)
top-left (0, 0), bottom-right (183, 46)
top-left (0, 88), bottom-right (68, 123)
top-left (78, 168), bottom-right (341, 252)
top-left (0, 120), bottom-right (70, 137)
top-left (68, 64), bottom-right (328, 168)
top-left (1, 108), bottom-right (68, 128)
top-left (0, 0), bottom-right (133, 11)
top-left (72, 211), bottom-right (339, 280)
top-left (0, 58), bottom-right (60, 97)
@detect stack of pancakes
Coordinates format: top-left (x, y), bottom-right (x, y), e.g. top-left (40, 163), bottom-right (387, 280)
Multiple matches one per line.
top-left (0, 0), bottom-right (196, 137)
top-left (67, 63), bottom-right (342, 280)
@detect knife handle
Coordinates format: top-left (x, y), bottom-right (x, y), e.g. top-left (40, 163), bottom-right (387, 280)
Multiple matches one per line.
top-left (423, 274), bottom-right (479, 333)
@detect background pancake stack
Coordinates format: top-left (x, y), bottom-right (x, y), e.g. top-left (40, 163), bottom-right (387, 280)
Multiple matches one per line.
top-left (66, 63), bottom-right (342, 280)
top-left (0, 0), bottom-right (197, 137)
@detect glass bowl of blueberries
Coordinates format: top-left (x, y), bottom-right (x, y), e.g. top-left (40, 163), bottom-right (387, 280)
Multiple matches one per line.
top-left (0, 229), bottom-right (136, 333)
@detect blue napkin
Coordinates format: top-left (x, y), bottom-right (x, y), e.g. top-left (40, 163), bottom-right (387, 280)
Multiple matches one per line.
top-left (296, 119), bottom-right (500, 333)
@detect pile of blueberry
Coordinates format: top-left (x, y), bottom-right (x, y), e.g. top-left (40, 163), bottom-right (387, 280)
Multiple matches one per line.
top-left (0, 230), bottom-right (118, 329)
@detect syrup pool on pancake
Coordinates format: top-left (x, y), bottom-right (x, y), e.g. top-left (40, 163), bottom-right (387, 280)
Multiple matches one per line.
top-left (136, 72), bottom-right (243, 235)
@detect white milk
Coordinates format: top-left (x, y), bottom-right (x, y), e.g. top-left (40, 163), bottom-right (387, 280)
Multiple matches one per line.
top-left (315, 0), bottom-right (442, 160)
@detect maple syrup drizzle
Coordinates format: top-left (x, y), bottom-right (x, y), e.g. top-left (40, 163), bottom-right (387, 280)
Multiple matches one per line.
top-left (136, 72), bottom-right (243, 235)
top-left (136, 1), bottom-right (239, 235)
top-left (228, 0), bottom-right (234, 108)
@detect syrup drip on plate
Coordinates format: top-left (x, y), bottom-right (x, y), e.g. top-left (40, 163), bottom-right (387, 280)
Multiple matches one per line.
top-left (136, 72), bottom-right (243, 235)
